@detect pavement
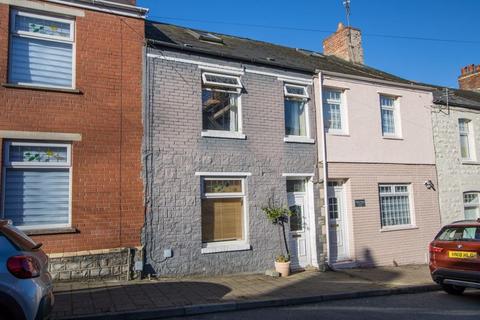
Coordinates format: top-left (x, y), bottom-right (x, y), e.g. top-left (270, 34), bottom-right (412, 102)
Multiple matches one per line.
top-left (168, 290), bottom-right (480, 320)
top-left (52, 265), bottom-right (439, 320)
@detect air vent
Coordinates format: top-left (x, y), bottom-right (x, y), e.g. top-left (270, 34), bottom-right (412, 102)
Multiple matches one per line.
top-left (188, 29), bottom-right (224, 44)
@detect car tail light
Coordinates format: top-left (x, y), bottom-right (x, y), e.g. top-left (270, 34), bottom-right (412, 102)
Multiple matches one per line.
top-left (7, 255), bottom-right (41, 279)
top-left (429, 243), bottom-right (444, 254)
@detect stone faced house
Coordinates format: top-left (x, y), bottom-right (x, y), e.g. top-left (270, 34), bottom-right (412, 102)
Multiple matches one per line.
top-left (432, 68), bottom-right (480, 224)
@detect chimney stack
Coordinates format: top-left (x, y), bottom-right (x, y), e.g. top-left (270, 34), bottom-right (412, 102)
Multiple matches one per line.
top-left (323, 22), bottom-right (364, 64)
top-left (458, 64), bottom-right (480, 91)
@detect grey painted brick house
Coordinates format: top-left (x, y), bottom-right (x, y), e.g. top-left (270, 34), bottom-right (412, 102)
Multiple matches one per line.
top-left (143, 22), bottom-right (326, 276)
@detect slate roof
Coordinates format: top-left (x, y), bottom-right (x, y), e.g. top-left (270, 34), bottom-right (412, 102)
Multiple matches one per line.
top-left (146, 21), bottom-right (480, 110)
top-left (146, 21), bottom-right (422, 86)
top-left (433, 88), bottom-right (480, 110)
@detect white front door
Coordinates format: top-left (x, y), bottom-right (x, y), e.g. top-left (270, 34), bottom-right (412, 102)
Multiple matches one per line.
top-left (287, 193), bottom-right (311, 269)
top-left (327, 181), bottom-right (349, 262)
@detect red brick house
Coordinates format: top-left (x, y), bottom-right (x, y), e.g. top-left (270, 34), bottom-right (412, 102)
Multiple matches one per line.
top-left (0, 0), bottom-right (147, 280)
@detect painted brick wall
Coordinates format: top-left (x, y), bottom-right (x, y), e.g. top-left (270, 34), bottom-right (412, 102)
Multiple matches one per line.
top-left (328, 162), bottom-right (441, 266)
top-left (0, 2), bottom-right (145, 253)
top-left (432, 106), bottom-right (480, 224)
top-left (144, 49), bottom-right (324, 276)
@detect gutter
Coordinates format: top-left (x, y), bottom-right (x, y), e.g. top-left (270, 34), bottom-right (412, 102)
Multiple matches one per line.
top-left (321, 70), bottom-right (435, 92)
top-left (45, 0), bottom-right (149, 18)
top-left (313, 71), bottom-right (332, 269)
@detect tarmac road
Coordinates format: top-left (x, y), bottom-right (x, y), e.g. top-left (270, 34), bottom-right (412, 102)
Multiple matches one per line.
top-left (166, 290), bottom-right (480, 320)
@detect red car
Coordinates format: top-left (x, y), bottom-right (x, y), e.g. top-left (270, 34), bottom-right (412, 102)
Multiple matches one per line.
top-left (429, 219), bottom-right (480, 295)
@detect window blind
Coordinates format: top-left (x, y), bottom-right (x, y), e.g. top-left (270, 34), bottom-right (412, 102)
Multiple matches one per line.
top-left (9, 36), bottom-right (73, 87)
top-left (4, 168), bottom-right (70, 227)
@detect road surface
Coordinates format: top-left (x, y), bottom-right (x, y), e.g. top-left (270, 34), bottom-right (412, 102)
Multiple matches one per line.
top-left (167, 290), bottom-right (480, 320)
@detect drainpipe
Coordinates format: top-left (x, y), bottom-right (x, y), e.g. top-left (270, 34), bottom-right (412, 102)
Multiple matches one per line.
top-left (313, 71), bottom-right (332, 269)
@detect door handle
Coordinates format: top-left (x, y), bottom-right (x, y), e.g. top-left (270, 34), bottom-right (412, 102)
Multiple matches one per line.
top-left (291, 234), bottom-right (301, 238)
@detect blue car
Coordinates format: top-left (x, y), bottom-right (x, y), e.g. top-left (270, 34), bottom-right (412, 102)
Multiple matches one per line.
top-left (0, 220), bottom-right (54, 320)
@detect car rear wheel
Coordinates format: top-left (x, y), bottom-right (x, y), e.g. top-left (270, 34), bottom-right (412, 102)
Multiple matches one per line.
top-left (441, 284), bottom-right (466, 295)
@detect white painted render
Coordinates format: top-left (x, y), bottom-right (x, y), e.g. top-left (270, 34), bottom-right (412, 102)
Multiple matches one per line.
top-left (321, 76), bottom-right (436, 165)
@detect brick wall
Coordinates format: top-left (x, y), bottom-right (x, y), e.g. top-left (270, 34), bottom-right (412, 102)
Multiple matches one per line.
top-left (328, 162), bottom-right (441, 266)
top-left (323, 23), bottom-right (364, 64)
top-left (432, 106), bottom-right (480, 224)
top-left (144, 48), bottom-right (324, 276)
top-left (0, 2), bottom-right (145, 254)
top-left (458, 64), bottom-right (480, 91)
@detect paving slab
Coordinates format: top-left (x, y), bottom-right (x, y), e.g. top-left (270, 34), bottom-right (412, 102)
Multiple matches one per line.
top-left (51, 265), bottom-right (438, 320)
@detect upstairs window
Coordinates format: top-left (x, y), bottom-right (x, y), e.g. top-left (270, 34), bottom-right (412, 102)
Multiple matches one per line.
top-left (380, 95), bottom-right (399, 137)
top-left (284, 84), bottom-right (309, 137)
top-left (323, 89), bottom-right (346, 134)
top-left (9, 10), bottom-right (75, 89)
top-left (202, 72), bottom-right (242, 133)
top-left (464, 192), bottom-right (480, 220)
top-left (459, 119), bottom-right (475, 161)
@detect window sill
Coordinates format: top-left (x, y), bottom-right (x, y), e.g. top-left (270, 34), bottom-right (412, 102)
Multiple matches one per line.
top-left (201, 131), bottom-right (246, 140)
top-left (461, 160), bottom-right (480, 165)
top-left (380, 225), bottom-right (418, 233)
top-left (201, 241), bottom-right (251, 254)
top-left (382, 136), bottom-right (403, 141)
top-left (2, 83), bottom-right (82, 94)
top-left (284, 136), bottom-right (315, 144)
top-left (326, 132), bottom-right (350, 137)
top-left (23, 227), bottom-right (78, 236)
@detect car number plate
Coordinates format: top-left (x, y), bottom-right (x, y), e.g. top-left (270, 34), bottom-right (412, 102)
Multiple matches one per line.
top-left (448, 251), bottom-right (477, 259)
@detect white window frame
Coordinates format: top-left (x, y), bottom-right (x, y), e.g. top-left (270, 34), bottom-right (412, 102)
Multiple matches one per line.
top-left (323, 88), bottom-right (348, 135)
top-left (379, 94), bottom-right (402, 138)
top-left (201, 72), bottom-right (242, 89)
top-left (201, 72), bottom-right (244, 139)
top-left (9, 9), bottom-right (76, 89)
top-left (283, 83), bottom-right (314, 143)
top-left (199, 176), bottom-right (250, 253)
top-left (284, 84), bottom-right (309, 99)
top-left (463, 192), bottom-right (480, 219)
top-left (1, 141), bottom-right (72, 231)
top-left (459, 118), bottom-right (476, 161)
top-left (378, 183), bottom-right (415, 230)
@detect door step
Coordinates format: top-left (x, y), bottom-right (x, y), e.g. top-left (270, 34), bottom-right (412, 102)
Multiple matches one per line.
top-left (331, 260), bottom-right (357, 270)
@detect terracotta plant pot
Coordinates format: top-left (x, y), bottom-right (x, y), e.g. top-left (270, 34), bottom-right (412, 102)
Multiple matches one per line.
top-left (274, 261), bottom-right (291, 277)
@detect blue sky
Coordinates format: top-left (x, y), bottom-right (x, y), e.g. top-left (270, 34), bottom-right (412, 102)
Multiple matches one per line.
top-left (139, 0), bottom-right (479, 88)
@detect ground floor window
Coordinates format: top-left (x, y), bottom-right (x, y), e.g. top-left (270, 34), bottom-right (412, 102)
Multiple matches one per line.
top-left (464, 192), bottom-right (480, 219)
top-left (201, 178), bottom-right (245, 243)
top-left (2, 141), bottom-right (71, 230)
top-left (379, 184), bottom-right (412, 227)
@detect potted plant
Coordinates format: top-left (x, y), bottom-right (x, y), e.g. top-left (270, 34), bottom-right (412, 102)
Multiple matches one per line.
top-left (274, 254), bottom-right (291, 277)
top-left (262, 205), bottom-right (294, 276)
